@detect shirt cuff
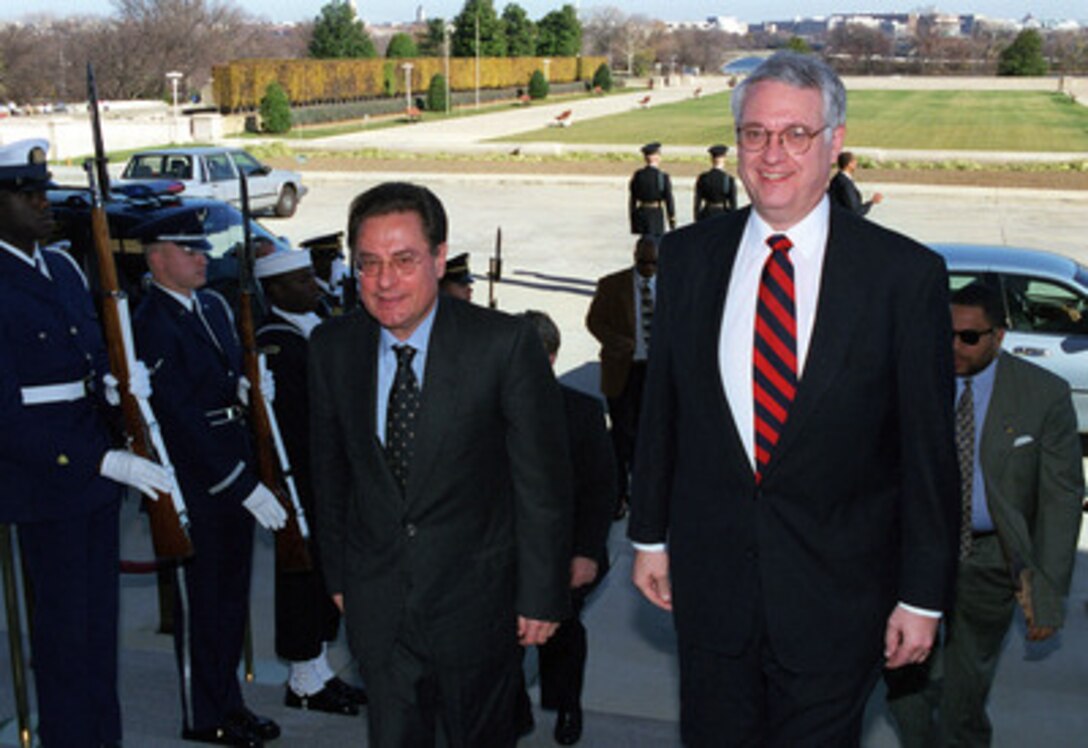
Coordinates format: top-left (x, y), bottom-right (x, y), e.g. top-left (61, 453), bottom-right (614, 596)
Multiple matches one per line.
top-left (631, 541), bottom-right (667, 553)
top-left (898, 601), bottom-right (942, 619)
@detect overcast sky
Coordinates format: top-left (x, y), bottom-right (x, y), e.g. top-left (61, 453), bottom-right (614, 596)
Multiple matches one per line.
top-left (3, 1), bottom-right (1084, 25)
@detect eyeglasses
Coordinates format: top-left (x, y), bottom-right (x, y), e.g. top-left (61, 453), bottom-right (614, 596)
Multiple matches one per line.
top-left (356, 251), bottom-right (425, 278)
top-left (952, 328), bottom-right (994, 345)
top-left (735, 125), bottom-right (829, 155)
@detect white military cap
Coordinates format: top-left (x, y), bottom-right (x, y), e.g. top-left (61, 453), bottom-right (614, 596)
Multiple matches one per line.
top-left (0, 138), bottom-right (54, 191)
top-left (255, 249), bottom-right (313, 279)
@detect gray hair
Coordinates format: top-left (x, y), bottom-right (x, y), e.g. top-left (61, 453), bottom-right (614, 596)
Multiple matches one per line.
top-left (521, 309), bottom-right (561, 357)
top-left (731, 52), bottom-right (847, 132)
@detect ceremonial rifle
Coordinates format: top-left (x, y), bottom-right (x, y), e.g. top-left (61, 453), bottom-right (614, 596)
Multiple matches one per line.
top-left (236, 173), bottom-right (312, 573)
top-left (488, 226), bottom-right (502, 309)
top-left (86, 63), bottom-right (193, 561)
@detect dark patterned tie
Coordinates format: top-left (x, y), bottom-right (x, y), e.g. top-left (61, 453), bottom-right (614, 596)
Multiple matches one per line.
top-left (640, 276), bottom-right (654, 354)
top-left (955, 379), bottom-right (975, 560)
top-left (386, 345), bottom-right (420, 493)
top-left (753, 234), bottom-right (797, 483)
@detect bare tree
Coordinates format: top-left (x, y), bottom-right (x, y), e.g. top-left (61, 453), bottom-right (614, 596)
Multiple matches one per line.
top-left (827, 23), bottom-right (892, 74)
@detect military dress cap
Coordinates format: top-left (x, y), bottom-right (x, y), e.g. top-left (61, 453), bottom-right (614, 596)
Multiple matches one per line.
top-left (0, 138), bottom-right (56, 191)
top-left (135, 209), bottom-right (213, 252)
top-left (255, 249), bottom-right (312, 279)
top-left (441, 252), bottom-right (473, 285)
top-left (640, 142), bottom-right (662, 156)
top-left (708, 144), bottom-right (728, 157)
top-left (299, 231), bottom-right (344, 253)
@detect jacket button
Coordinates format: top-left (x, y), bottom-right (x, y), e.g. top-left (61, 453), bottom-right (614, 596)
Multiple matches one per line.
top-left (38, 331), bottom-right (47, 340)
top-left (57, 454), bottom-right (70, 466)
top-left (70, 326), bottom-right (79, 336)
top-left (404, 523), bottom-right (417, 538)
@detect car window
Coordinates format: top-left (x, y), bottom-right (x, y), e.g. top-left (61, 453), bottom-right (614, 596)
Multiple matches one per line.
top-left (231, 151), bottom-right (263, 175)
top-left (206, 154), bottom-right (236, 182)
top-left (1001, 273), bottom-right (1088, 336)
top-left (166, 156), bottom-right (192, 180)
top-left (127, 155), bottom-right (166, 179)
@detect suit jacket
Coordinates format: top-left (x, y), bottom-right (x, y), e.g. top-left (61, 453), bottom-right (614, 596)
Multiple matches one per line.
top-left (133, 286), bottom-right (258, 510)
top-left (980, 352), bottom-right (1083, 628)
top-left (561, 385), bottom-right (616, 575)
top-left (586, 267), bottom-right (638, 398)
top-left (694, 168), bottom-right (738, 221)
top-left (628, 206), bottom-right (960, 673)
top-left (629, 166), bottom-right (676, 235)
top-left (309, 297), bottom-right (573, 669)
top-left (828, 171), bottom-right (872, 216)
top-left (0, 245), bottom-right (118, 522)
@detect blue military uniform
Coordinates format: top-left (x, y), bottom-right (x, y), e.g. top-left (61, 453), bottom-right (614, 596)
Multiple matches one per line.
top-left (131, 211), bottom-right (275, 743)
top-left (0, 139), bottom-right (123, 746)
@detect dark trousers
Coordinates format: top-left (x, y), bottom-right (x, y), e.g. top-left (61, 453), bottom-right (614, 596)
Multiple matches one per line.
top-left (364, 613), bottom-right (522, 748)
top-left (19, 499), bottom-right (121, 748)
top-left (274, 556), bottom-right (340, 662)
top-left (886, 534), bottom-right (1015, 747)
top-left (173, 503), bottom-right (255, 730)
top-left (537, 590), bottom-right (589, 711)
top-left (678, 631), bottom-right (881, 747)
top-left (606, 360), bottom-right (647, 501)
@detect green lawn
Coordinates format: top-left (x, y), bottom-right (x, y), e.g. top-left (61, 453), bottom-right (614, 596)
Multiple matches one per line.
top-left (497, 90), bottom-right (1088, 152)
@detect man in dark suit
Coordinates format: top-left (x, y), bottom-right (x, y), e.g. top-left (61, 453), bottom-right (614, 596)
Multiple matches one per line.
top-left (0, 139), bottom-right (171, 747)
top-left (693, 144), bottom-right (738, 221)
top-left (628, 142), bottom-right (676, 236)
top-left (828, 150), bottom-right (883, 216)
top-left (520, 310), bottom-right (616, 746)
top-left (254, 250), bottom-right (366, 716)
top-left (628, 52), bottom-right (960, 746)
top-left (309, 182), bottom-right (572, 747)
top-left (586, 235), bottom-right (658, 519)
top-left (134, 210), bottom-right (287, 747)
top-left (887, 283), bottom-right (1084, 747)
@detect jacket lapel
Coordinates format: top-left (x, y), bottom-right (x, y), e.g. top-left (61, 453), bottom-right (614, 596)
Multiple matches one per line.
top-left (979, 354), bottom-right (1014, 480)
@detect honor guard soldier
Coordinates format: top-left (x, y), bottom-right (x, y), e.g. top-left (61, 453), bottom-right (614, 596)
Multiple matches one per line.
top-left (693, 144), bottom-right (738, 221)
top-left (0, 139), bottom-right (172, 747)
top-left (300, 231), bottom-right (352, 314)
top-left (628, 142), bottom-right (676, 236)
top-left (254, 250), bottom-right (368, 716)
top-left (132, 209), bottom-right (287, 747)
top-left (438, 251), bottom-right (474, 302)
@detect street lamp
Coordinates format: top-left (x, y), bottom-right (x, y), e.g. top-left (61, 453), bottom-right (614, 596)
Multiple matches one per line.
top-left (402, 62), bottom-right (414, 110)
top-left (474, 11), bottom-right (481, 110)
top-left (444, 23), bottom-right (452, 115)
top-left (166, 71), bottom-right (183, 118)
top-left (542, 58), bottom-right (551, 81)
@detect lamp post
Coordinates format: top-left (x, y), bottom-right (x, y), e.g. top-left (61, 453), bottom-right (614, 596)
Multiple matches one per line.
top-left (542, 58), bottom-right (551, 81)
top-left (474, 11), bottom-right (481, 110)
top-left (166, 71), bottom-right (183, 118)
top-left (402, 62), bottom-right (414, 110)
top-left (444, 23), bottom-right (451, 115)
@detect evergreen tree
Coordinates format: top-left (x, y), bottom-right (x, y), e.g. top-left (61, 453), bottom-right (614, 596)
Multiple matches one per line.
top-left (309, 0), bottom-right (376, 59)
top-left (786, 36), bottom-right (812, 54)
top-left (418, 18), bottom-right (447, 57)
top-left (427, 73), bottom-right (448, 112)
top-left (998, 29), bottom-right (1048, 76)
top-left (386, 32), bottom-right (419, 59)
top-left (528, 69), bottom-right (549, 99)
top-left (592, 62), bottom-right (613, 92)
top-left (536, 4), bottom-right (581, 57)
top-left (501, 4), bottom-right (536, 57)
top-left (451, 0), bottom-right (507, 57)
top-left (259, 82), bottom-right (291, 133)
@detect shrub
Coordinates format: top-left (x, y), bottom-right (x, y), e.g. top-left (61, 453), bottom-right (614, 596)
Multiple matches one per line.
top-left (427, 73), bottom-right (448, 112)
top-left (259, 82), bottom-right (291, 134)
top-left (592, 63), bottom-right (613, 92)
top-left (528, 69), bottom-right (549, 99)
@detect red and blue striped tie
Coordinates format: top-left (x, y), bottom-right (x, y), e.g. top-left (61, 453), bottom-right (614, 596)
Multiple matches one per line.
top-left (753, 234), bottom-right (797, 483)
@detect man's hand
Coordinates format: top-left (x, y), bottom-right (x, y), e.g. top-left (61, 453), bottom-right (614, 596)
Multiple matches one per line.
top-left (517, 616), bottom-right (559, 646)
top-left (1027, 624), bottom-right (1057, 642)
top-left (632, 549), bottom-right (672, 611)
top-left (570, 556), bottom-right (599, 589)
top-left (884, 605), bottom-right (939, 669)
top-left (332, 593), bottom-right (344, 613)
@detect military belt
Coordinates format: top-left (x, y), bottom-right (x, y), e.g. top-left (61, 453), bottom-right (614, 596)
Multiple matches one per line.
top-left (705, 202), bottom-right (726, 209)
top-left (205, 405), bottom-right (245, 426)
top-left (20, 379), bottom-right (88, 406)
top-left (637, 201), bottom-right (662, 208)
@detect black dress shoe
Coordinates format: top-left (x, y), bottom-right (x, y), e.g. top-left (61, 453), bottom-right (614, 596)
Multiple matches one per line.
top-left (182, 723), bottom-right (262, 748)
top-left (226, 707), bottom-right (280, 741)
top-left (554, 706), bottom-right (583, 746)
top-left (325, 675), bottom-right (369, 705)
top-left (284, 684), bottom-right (359, 715)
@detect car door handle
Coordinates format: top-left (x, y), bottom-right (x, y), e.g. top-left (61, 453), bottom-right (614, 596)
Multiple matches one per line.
top-left (1012, 346), bottom-right (1048, 357)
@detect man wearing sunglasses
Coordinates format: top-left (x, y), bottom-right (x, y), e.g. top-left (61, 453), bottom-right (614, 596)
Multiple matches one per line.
top-left (888, 282), bottom-right (1083, 747)
top-left (629, 52), bottom-right (960, 746)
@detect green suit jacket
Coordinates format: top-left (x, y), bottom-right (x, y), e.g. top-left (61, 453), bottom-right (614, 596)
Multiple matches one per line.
top-left (980, 351), bottom-right (1084, 628)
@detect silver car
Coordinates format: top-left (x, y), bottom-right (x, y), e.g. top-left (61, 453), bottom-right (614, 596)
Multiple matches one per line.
top-left (932, 243), bottom-right (1088, 435)
top-left (118, 147), bottom-right (307, 217)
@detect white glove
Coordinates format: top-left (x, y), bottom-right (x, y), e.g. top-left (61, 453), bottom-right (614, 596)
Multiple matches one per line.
top-left (103, 361), bottom-right (152, 406)
top-left (237, 375), bottom-right (251, 406)
top-left (242, 484), bottom-right (287, 530)
top-left (100, 450), bottom-right (173, 500)
top-left (259, 365), bottom-right (275, 405)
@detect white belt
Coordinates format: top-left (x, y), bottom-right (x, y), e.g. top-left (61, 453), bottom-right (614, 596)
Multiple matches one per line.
top-left (20, 380), bottom-right (87, 405)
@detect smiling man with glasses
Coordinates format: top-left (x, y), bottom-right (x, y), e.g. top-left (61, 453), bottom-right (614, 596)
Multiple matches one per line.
top-left (628, 52), bottom-right (960, 747)
top-left (308, 182), bottom-right (573, 747)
